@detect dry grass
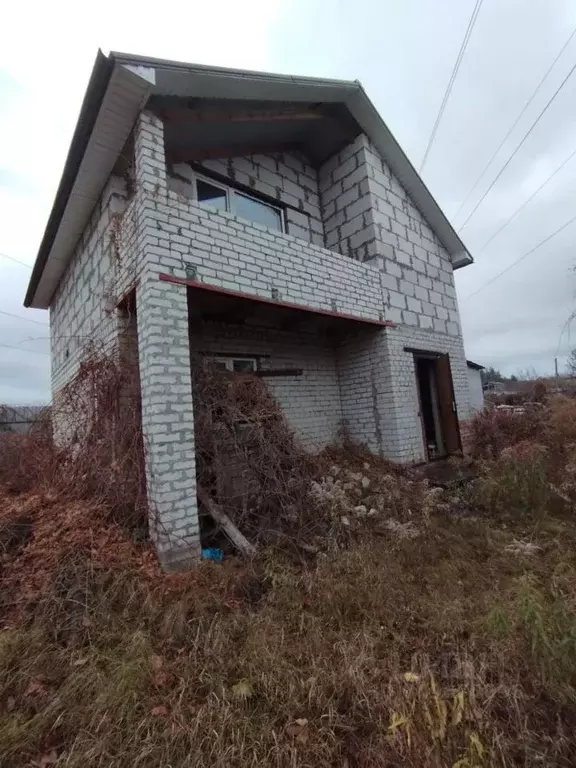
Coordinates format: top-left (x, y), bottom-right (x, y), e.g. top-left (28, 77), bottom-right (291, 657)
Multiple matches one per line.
top-left (2, 376), bottom-right (576, 764)
top-left (2, 491), bottom-right (576, 765)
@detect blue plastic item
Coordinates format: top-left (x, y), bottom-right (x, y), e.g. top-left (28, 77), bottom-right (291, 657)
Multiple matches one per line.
top-left (202, 547), bottom-right (224, 563)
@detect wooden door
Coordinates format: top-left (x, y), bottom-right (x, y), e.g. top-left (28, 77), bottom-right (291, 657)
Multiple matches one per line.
top-left (435, 354), bottom-right (462, 455)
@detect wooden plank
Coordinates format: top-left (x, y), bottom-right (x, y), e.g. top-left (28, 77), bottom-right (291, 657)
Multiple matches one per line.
top-left (255, 368), bottom-right (303, 378)
top-left (166, 143), bottom-right (296, 163)
top-left (197, 485), bottom-right (257, 558)
top-left (159, 107), bottom-right (324, 124)
top-left (435, 354), bottom-right (462, 455)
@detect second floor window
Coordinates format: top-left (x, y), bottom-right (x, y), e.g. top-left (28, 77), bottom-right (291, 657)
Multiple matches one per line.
top-left (194, 174), bottom-right (284, 232)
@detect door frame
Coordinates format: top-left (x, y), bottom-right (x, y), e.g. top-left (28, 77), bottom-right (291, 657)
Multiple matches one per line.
top-left (405, 347), bottom-right (463, 460)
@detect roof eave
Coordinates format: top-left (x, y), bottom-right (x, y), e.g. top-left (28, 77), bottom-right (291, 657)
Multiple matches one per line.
top-left (24, 51), bottom-right (114, 307)
top-left (25, 53), bottom-right (152, 309)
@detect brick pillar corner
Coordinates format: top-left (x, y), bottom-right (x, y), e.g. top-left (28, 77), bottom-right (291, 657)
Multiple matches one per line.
top-left (136, 273), bottom-right (200, 570)
top-left (134, 110), bottom-right (167, 195)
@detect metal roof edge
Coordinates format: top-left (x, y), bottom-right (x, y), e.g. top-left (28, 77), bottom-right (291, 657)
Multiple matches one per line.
top-left (110, 51), bottom-right (359, 89)
top-left (24, 50), bottom-right (114, 307)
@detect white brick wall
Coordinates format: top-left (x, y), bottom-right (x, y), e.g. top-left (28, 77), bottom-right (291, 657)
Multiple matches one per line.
top-left (49, 177), bottom-right (130, 393)
top-left (189, 319), bottom-right (342, 449)
top-left (378, 325), bottom-right (471, 463)
top-left (137, 273), bottom-right (200, 570)
top-left (199, 152), bottom-right (324, 246)
top-left (319, 134), bottom-right (464, 337)
top-left (155, 187), bottom-right (387, 323)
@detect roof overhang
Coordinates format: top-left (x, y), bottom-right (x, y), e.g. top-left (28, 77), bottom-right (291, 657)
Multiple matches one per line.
top-left (25, 51), bottom-right (473, 309)
top-left (24, 53), bottom-right (153, 308)
top-left (466, 360), bottom-right (485, 371)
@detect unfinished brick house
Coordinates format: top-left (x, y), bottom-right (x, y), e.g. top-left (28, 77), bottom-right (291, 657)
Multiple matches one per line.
top-left (25, 51), bottom-right (474, 569)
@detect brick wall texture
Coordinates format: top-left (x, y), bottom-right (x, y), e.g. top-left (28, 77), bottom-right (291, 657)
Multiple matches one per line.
top-left (49, 109), bottom-right (472, 569)
top-left (189, 319), bottom-right (342, 450)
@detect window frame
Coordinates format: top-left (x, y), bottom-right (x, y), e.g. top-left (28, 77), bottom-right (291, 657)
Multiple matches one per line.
top-left (192, 171), bottom-right (285, 233)
top-left (204, 355), bottom-right (259, 374)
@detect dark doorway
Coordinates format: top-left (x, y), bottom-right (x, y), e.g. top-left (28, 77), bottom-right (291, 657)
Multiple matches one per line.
top-left (413, 352), bottom-right (461, 461)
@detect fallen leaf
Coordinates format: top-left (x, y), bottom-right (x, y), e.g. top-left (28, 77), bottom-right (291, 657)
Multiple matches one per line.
top-left (404, 672), bottom-right (420, 682)
top-left (81, 616), bottom-right (92, 628)
top-left (150, 654), bottom-right (163, 671)
top-left (6, 696), bottom-right (16, 712)
top-left (24, 677), bottom-right (46, 697)
top-left (286, 718), bottom-right (309, 743)
top-left (152, 671), bottom-right (168, 687)
top-left (150, 704), bottom-right (168, 716)
top-left (388, 712), bottom-right (408, 732)
top-left (452, 690), bottom-right (465, 726)
top-left (231, 680), bottom-right (253, 700)
top-left (72, 658), bottom-right (88, 667)
top-left (32, 750), bottom-right (58, 766)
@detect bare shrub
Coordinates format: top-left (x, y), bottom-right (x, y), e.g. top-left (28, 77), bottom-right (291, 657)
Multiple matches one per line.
top-left (0, 347), bottom-right (146, 532)
top-left (192, 365), bottom-right (446, 553)
top-left (193, 364), bottom-right (322, 550)
top-left (468, 406), bottom-right (544, 460)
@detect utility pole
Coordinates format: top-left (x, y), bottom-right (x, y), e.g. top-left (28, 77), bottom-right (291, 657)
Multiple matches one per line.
top-left (555, 357), bottom-right (559, 378)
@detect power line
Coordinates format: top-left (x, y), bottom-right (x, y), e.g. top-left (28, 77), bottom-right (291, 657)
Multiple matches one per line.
top-left (0, 252), bottom-right (32, 269)
top-left (0, 309), bottom-right (47, 326)
top-left (0, 342), bottom-right (49, 356)
top-left (454, 25), bottom-right (576, 222)
top-left (419, 0), bottom-right (484, 173)
top-left (478, 145), bottom-right (576, 253)
top-left (459, 59), bottom-right (576, 232)
top-left (464, 211), bottom-right (576, 300)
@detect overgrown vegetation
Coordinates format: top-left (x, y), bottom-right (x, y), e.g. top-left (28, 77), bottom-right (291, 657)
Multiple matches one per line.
top-left (2, 358), bottom-right (576, 766)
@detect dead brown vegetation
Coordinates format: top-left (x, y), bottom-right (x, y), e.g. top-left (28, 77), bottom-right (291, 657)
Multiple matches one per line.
top-left (0, 349), bottom-right (146, 532)
top-left (2, 360), bottom-right (576, 765)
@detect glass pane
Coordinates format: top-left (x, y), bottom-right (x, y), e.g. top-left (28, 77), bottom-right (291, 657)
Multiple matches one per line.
top-left (206, 359), bottom-right (229, 371)
top-left (233, 359), bottom-right (256, 373)
top-left (197, 179), bottom-right (227, 211)
top-left (234, 192), bottom-right (282, 231)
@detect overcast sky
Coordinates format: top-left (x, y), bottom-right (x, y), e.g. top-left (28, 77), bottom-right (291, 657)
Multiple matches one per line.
top-left (2, 0), bottom-right (576, 402)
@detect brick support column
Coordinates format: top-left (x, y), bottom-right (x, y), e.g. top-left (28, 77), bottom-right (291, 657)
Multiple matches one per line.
top-left (134, 111), bottom-right (167, 194)
top-left (136, 274), bottom-right (200, 570)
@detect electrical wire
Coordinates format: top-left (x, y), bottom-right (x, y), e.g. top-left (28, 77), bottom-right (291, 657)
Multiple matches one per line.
top-left (419, 0), bottom-right (484, 173)
top-left (0, 342), bottom-right (49, 355)
top-left (464, 211), bottom-right (576, 300)
top-left (459, 59), bottom-right (576, 232)
top-left (477, 145), bottom-right (576, 253)
top-left (454, 25), bottom-right (576, 222)
top-left (0, 309), bottom-right (47, 326)
top-left (0, 252), bottom-right (32, 269)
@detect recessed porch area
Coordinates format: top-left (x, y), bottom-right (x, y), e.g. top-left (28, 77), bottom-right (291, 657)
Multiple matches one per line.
top-left (186, 281), bottom-right (388, 452)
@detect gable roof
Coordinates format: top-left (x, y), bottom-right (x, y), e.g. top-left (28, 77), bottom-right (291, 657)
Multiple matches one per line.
top-left (25, 50), bottom-right (473, 309)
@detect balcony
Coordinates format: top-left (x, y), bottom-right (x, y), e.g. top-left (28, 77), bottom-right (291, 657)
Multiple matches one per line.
top-left (147, 187), bottom-right (387, 326)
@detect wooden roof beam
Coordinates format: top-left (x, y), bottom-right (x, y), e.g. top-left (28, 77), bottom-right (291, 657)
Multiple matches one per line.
top-left (158, 106), bottom-right (324, 124)
top-left (166, 142), bottom-right (299, 163)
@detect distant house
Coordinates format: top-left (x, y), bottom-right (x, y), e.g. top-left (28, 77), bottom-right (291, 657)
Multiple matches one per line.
top-left (0, 405), bottom-right (46, 435)
top-left (466, 361), bottom-right (484, 412)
